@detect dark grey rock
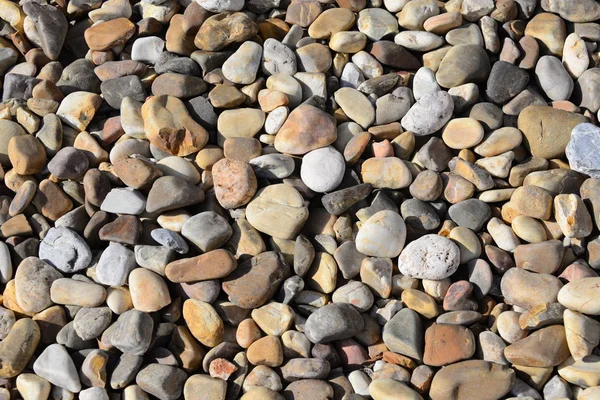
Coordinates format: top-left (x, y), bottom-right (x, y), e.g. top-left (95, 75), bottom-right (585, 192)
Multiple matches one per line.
top-left (415, 137), bottom-right (453, 172)
top-left (573, 67), bottom-right (600, 112)
top-left (400, 199), bottom-right (441, 232)
top-left (110, 310), bottom-right (154, 356)
top-left (382, 308), bottom-right (423, 361)
top-left (294, 234), bottom-right (315, 277)
top-left (2, 74), bottom-right (41, 101)
top-left (333, 241), bottom-right (367, 280)
top-left (469, 102), bottom-right (504, 130)
top-left (136, 364), bottom-right (187, 400)
top-left (22, 2), bottom-right (68, 61)
top-left (321, 183), bottom-right (372, 216)
top-left (486, 61), bottom-right (530, 104)
top-left (185, 95), bottom-right (218, 129)
top-left (48, 147), bottom-right (89, 180)
top-left (73, 307), bottom-right (112, 340)
top-left (110, 354), bottom-right (143, 390)
top-left (57, 59), bottom-right (100, 95)
top-left (100, 76), bottom-right (146, 109)
top-left (155, 52), bottom-right (202, 76)
top-left (448, 199), bottom-right (492, 231)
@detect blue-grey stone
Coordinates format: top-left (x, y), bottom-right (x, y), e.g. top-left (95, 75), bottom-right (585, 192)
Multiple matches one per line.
top-left (566, 122), bottom-right (600, 178)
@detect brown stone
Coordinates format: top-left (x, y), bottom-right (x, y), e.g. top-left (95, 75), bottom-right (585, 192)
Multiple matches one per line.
top-left (1, 214), bottom-right (32, 237)
top-left (142, 95), bottom-right (209, 157)
top-left (514, 240), bottom-right (564, 274)
top-left (98, 215), bottom-right (142, 245)
top-left (504, 325), bottom-right (570, 367)
top-left (0, 318), bottom-right (40, 378)
top-left (443, 281), bottom-right (478, 311)
top-left (33, 179), bottom-right (73, 221)
top-left (166, 249), bottom-right (237, 282)
top-left (274, 104), bottom-right (337, 155)
top-left (223, 138), bottom-right (262, 163)
top-left (209, 85), bottom-right (246, 108)
top-left (247, 336), bottom-right (284, 367)
top-left (511, 185), bottom-right (553, 220)
top-left (370, 40), bottom-right (422, 70)
top-left (212, 158), bottom-right (257, 209)
top-left (423, 323), bottom-right (476, 367)
top-left (194, 13), bottom-right (258, 51)
top-left (8, 135), bottom-right (46, 175)
top-left (84, 18), bottom-right (136, 51)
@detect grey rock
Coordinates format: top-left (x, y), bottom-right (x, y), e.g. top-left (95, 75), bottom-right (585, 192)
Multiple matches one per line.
top-left (136, 364), bottom-right (187, 400)
top-left (304, 303), bottom-right (365, 343)
top-left (332, 281), bottom-right (374, 312)
top-left (278, 275), bottom-right (304, 305)
top-left (154, 52), bottom-right (201, 76)
top-left (400, 198), bottom-right (441, 232)
top-left (281, 358), bottom-right (331, 381)
top-left (415, 137), bottom-right (453, 172)
top-left (448, 199), bottom-right (492, 231)
top-left (566, 123), bottom-right (600, 178)
top-left (222, 41), bottom-right (262, 84)
top-left (151, 229), bottom-right (188, 254)
top-left (39, 227), bottom-right (92, 273)
top-left (96, 243), bottom-right (136, 287)
top-left (357, 73), bottom-right (399, 97)
top-left (22, 2), bottom-right (68, 61)
top-left (48, 147), bottom-right (89, 180)
top-left (57, 321), bottom-right (96, 350)
top-left (469, 102), bottom-right (504, 130)
top-left (33, 344), bottom-right (81, 393)
top-left (100, 188), bottom-right (147, 215)
top-left (382, 308), bottom-right (423, 361)
top-left (478, 331), bottom-right (508, 365)
top-left (340, 63), bottom-right (365, 89)
top-left (486, 61), bottom-right (529, 104)
top-left (375, 87), bottom-right (415, 125)
top-left (249, 154), bottom-right (295, 179)
top-left (534, 55), bottom-right (574, 101)
top-left (263, 38), bottom-right (297, 76)
top-left (333, 241), bottom-right (367, 280)
top-left (0, 241), bottom-right (12, 284)
top-left (247, 0), bottom-right (280, 13)
top-left (181, 212), bottom-right (232, 252)
top-left (73, 307), bottom-right (112, 340)
top-left (36, 113), bottom-right (63, 157)
top-left (79, 387), bottom-right (109, 400)
top-left (446, 23), bottom-right (484, 46)
top-left (110, 309), bottom-right (154, 356)
top-left (57, 59), bottom-right (100, 95)
top-left (321, 183), bottom-right (372, 216)
top-left (185, 95), bottom-right (218, 129)
top-left (110, 353), bottom-right (143, 389)
top-left (573, 67), bottom-right (600, 112)
top-left (413, 67), bottom-right (440, 100)
top-left (134, 245), bottom-right (174, 275)
top-left (146, 176), bottom-right (204, 214)
top-left (2, 73), bottom-right (41, 101)
top-left (100, 76), bottom-right (146, 109)
top-left (294, 234), bottom-right (315, 277)
top-left (0, 48), bottom-right (18, 76)
top-left (401, 91), bottom-right (454, 136)
top-left (543, 375), bottom-right (572, 400)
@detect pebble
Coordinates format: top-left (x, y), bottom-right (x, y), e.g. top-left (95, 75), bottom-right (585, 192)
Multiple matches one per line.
top-left (304, 303), bottom-right (364, 343)
top-left (39, 227), bottom-right (91, 273)
top-left (401, 91), bottom-right (454, 136)
top-left (566, 123), bottom-right (600, 178)
top-left (33, 344), bottom-right (81, 393)
top-left (300, 147), bottom-right (345, 193)
top-left (398, 234), bottom-right (460, 280)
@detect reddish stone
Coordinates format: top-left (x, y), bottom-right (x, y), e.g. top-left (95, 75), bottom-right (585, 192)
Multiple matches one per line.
top-left (423, 323), bottom-right (476, 367)
top-left (335, 339), bottom-right (368, 370)
top-left (98, 215), bottom-right (142, 245)
top-left (209, 358), bottom-right (238, 380)
top-left (443, 281), bottom-right (478, 311)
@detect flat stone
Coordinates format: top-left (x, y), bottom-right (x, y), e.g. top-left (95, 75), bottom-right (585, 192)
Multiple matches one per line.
top-left (558, 277), bottom-right (600, 315)
top-left (181, 212), bottom-right (232, 252)
top-left (382, 308), bottom-right (423, 361)
top-left (146, 176), bottom-right (204, 214)
top-left (423, 323), bottom-right (475, 366)
top-left (501, 268), bottom-right (563, 309)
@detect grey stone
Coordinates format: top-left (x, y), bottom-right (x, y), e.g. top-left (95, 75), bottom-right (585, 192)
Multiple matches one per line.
top-left (340, 63), bottom-right (365, 89)
top-left (249, 154), bottom-right (295, 179)
top-left (357, 73), bottom-right (399, 97)
top-left (48, 147), bottom-right (89, 180)
top-left (401, 91), bottom-right (454, 136)
top-left (79, 387), bottom-right (109, 400)
top-left (39, 227), bottom-right (92, 273)
top-left (400, 199), bottom-right (440, 232)
top-left (543, 375), bottom-right (572, 400)
top-left (23, 2), bottom-right (68, 61)
top-left (0, 241), bottom-right (12, 284)
top-left (375, 87), bottom-right (414, 125)
top-left (57, 59), bottom-right (100, 95)
top-left (486, 61), bottom-right (529, 104)
top-left (535, 55), bottom-right (574, 101)
top-left (73, 307), bottom-right (112, 340)
top-left (145, 176), bottom-right (204, 214)
top-left (222, 41), bottom-right (262, 84)
top-left (321, 183), bottom-right (372, 216)
top-left (110, 310), bottom-right (154, 356)
top-left (263, 38), bottom-right (297, 76)
top-left (134, 245), bottom-right (174, 275)
top-left (57, 321), bottom-right (96, 350)
top-left (154, 52), bottom-right (201, 76)
top-left (574, 68), bottom-right (600, 112)
top-left (415, 137), bottom-right (453, 172)
top-left (2, 74), bottom-right (41, 101)
top-left (448, 199), bottom-right (492, 231)
top-left (294, 234), bottom-right (315, 277)
top-left (181, 212), bottom-right (232, 252)
top-left (332, 281), bottom-right (374, 312)
top-left (136, 364), bottom-right (187, 400)
top-left (36, 113), bottom-right (63, 157)
top-left (278, 275), bottom-right (304, 305)
top-left (33, 344), bottom-right (81, 393)
top-left (100, 188), bottom-right (147, 215)
top-left (96, 243), bottom-right (136, 287)
top-left (151, 229), bottom-right (188, 254)
top-left (0, 48), bottom-right (18, 76)
top-left (110, 353), bottom-right (143, 390)
top-left (566, 123), bottom-right (600, 178)
top-left (304, 303), bottom-right (365, 343)
top-left (100, 76), bottom-right (146, 109)
top-left (185, 95), bottom-right (218, 129)
top-left (382, 308), bottom-right (423, 361)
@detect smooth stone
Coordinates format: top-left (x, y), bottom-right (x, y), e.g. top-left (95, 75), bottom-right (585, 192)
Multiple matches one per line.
top-left (73, 307), bottom-right (112, 340)
top-left (0, 318), bottom-right (40, 378)
top-left (22, 2), bottom-right (67, 60)
top-left (535, 55), bottom-right (574, 101)
top-left (360, 157), bottom-right (412, 189)
top-left (300, 147), bottom-right (345, 193)
top-left (448, 199), bottom-right (491, 232)
top-left (262, 38), bottom-right (297, 76)
top-left (369, 378), bottom-right (423, 400)
top-left (558, 277), bottom-right (600, 315)
top-left (304, 303), bottom-right (364, 344)
top-left (501, 268), bottom-right (563, 309)
top-left (181, 212), bottom-right (232, 252)
top-left (250, 154), bottom-right (295, 180)
top-left (131, 36), bottom-right (164, 64)
top-left (50, 278), bottom-right (107, 307)
top-left (398, 234), bottom-right (460, 280)
top-left (39, 227), bottom-right (91, 273)
top-left (429, 360), bottom-right (515, 400)
top-left (15, 257), bottom-right (62, 313)
top-left (100, 188), bottom-right (146, 215)
top-left (382, 308), bottom-right (423, 361)
top-left (222, 41), bottom-right (262, 85)
top-left (355, 210), bottom-right (406, 258)
top-left (136, 364), bottom-right (186, 400)
top-left (486, 61), bottom-right (530, 104)
top-left (504, 325), bottom-right (570, 367)
top-left (401, 91), bottom-right (453, 136)
top-left (334, 87), bottom-right (375, 129)
top-left (146, 176), bottom-right (204, 214)
top-left (96, 243), bottom-right (136, 287)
